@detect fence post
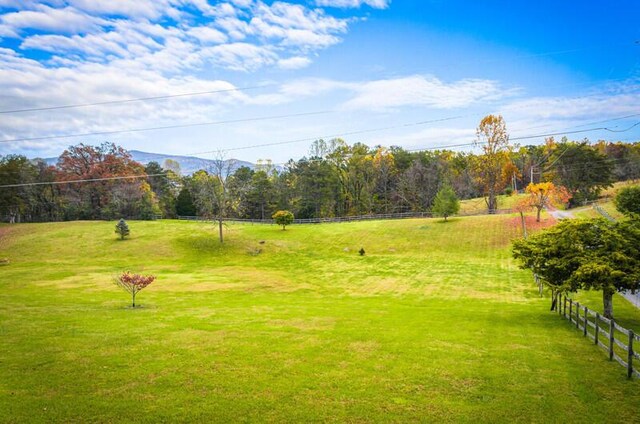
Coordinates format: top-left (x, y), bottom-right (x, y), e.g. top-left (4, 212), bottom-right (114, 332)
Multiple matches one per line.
top-left (569, 299), bottom-right (573, 322)
top-left (629, 330), bottom-right (635, 379)
top-left (575, 302), bottom-right (580, 329)
top-left (563, 296), bottom-right (567, 317)
top-left (558, 295), bottom-right (562, 315)
top-left (583, 306), bottom-right (588, 336)
top-left (609, 319), bottom-right (615, 361)
top-left (595, 312), bottom-right (599, 346)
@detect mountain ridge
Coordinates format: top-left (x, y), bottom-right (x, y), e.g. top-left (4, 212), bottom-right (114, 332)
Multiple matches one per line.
top-left (43, 150), bottom-right (255, 175)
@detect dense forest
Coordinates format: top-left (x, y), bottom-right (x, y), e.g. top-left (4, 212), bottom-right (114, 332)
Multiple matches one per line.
top-left (1, 129), bottom-right (639, 223)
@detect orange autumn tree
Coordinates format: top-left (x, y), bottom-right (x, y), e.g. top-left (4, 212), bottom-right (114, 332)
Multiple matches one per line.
top-left (525, 182), bottom-right (571, 222)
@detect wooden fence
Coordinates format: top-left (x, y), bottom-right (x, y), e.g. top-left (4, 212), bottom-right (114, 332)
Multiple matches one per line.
top-left (558, 295), bottom-right (639, 379)
top-left (592, 204), bottom-right (616, 222)
top-left (176, 208), bottom-right (513, 225)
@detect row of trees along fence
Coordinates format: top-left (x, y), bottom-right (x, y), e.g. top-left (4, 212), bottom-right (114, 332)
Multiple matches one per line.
top-left (558, 294), bottom-right (639, 379)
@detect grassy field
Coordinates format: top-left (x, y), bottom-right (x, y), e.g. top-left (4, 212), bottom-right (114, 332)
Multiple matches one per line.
top-left (458, 193), bottom-right (525, 215)
top-left (1, 216), bottom-right (639, 422)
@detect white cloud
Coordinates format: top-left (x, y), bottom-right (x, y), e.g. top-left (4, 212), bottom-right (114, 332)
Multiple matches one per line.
top-left (315, 0), bottom-right (390, 9)
top-left (0, 0), bottom-right (404, 156)
top-left (1, 1), bottom-right (354, 73)
top-left (187, 26), bottom-right (228, 44)
top-left (203, 42), bottom-right (277, 71)
top-left (501, 91), bottom-right (640, 122)
top-left (1, 5), bottom-right (104, 34)
top-left (65, 0), bottom-right (173, 20)
top-left (341, 75), bottom-right (511, 111)
top-left (277, 56), bottom-right (312, 69)
top-left (21, 33), bottom-right (130, 57)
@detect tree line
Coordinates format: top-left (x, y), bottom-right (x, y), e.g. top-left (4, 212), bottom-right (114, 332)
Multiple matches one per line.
top-left (1, 116), bottom-right (639, 223)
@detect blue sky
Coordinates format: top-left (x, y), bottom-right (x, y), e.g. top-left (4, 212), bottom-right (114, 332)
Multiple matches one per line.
top-left (1, 0), bottom-right (639, 163)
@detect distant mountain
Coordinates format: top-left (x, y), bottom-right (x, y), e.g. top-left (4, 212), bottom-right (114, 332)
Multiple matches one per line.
top-left (43, 150), bottom-right (255, 175)
top-left (128, 150), bottom-right (254, 175)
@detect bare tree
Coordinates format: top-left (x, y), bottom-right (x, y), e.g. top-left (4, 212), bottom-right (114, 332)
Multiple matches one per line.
top-left (208, 151), bottom-right (237, 243)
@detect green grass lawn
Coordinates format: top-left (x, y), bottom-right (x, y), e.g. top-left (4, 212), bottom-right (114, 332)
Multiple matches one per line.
top-left (1, 216), bottom-right (639, 422)
top-left (459, 193), bottom-right (525, 215)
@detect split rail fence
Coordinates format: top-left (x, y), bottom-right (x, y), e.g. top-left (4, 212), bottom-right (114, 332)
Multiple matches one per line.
top-left (558, 295), bottom-right (639, 379)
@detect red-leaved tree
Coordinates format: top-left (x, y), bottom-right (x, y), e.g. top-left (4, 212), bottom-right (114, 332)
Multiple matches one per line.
top-left (57, 143), bottom-right (146, 219)
top-left (114, 272), bottom-right (156, 307)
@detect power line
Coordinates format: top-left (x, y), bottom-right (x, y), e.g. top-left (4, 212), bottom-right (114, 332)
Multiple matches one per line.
top-left (188, 115), bottom-right (469, 155)
top-left (195, 114), bottom-right (640, 156)
top-left (2, 139), bottom-right (638, 189)
top-left (604, 121), bottom-right (640, 133)
top-left (3, 78), bottom-right (638, 148)
top-left (0, 84), bottom-right (276, 114)
top-left (509, 127), bottom-right (608, 142)
top-left (233, 125), bottom-right (640, 167)
top-left (1, 116), bottom-right (639, 188)
top-left (3, 44), bottom-right (634, 116)
top-left (0, 173), bottom-right (167, 188)
top-left (0, 110), bottom-right (331, 143)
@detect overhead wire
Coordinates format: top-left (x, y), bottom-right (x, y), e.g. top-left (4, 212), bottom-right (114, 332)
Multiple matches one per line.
top-left (2, 42), bottom-right (635, 116)
top-left (0, 110), bottom-right (332, 143)
top-left (3, 123), bottom-right (637, 188)
top-left (0, 84), bottom-right (276, 114)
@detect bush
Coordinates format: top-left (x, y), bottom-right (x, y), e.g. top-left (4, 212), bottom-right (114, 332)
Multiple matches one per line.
top-left (614, 186), bottom-right (640, 217)
top-left (272, 210), bottom-right (294, 230)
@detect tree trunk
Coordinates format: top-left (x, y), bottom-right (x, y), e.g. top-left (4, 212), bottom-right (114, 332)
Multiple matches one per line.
top-left (603, 290), bottom-right (614, 319)
top-left (550, 289), bottom-right (557, 311)
top-left (536, 206), bottom-right (542, 222)
top-left (132, 291), bottom-right (136, 308)
top-left (218, 218), bottom-right (224, 243)
top-left (520, 211), bottom-right (527, 238)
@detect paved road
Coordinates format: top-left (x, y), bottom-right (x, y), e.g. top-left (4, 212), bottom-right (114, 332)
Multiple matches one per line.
top-left (621, 291), bottom-right (640, 308)
top-left (547, 208), bottom-right (574, 220)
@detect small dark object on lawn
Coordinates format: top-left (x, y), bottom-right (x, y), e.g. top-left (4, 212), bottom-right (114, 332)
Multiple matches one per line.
top-left (359, 248), bottom-right (365, 256)
top-left (259, 240), bottom-right (266, 244)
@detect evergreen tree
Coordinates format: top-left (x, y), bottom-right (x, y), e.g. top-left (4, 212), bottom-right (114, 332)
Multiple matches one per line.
top-left (432, 185), bottom-right (460, 221)
top-left (115, 218), bottom-right (130, 240)
top-left (175, 187), bottom-right (196, 216)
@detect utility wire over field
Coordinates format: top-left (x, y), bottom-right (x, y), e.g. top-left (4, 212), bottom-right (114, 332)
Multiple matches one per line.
top-left (1, 116), bottom-right (639, 189)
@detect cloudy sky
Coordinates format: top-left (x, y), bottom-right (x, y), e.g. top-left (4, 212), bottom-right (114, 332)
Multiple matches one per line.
top-left (1, 0), bottom-right (639, 163)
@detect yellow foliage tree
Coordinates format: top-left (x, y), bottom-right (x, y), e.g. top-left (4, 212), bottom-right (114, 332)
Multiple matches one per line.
top-left (525, 182), bottom-right (571, 222)
top-left (473, 115), bottom-right (512, 213)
